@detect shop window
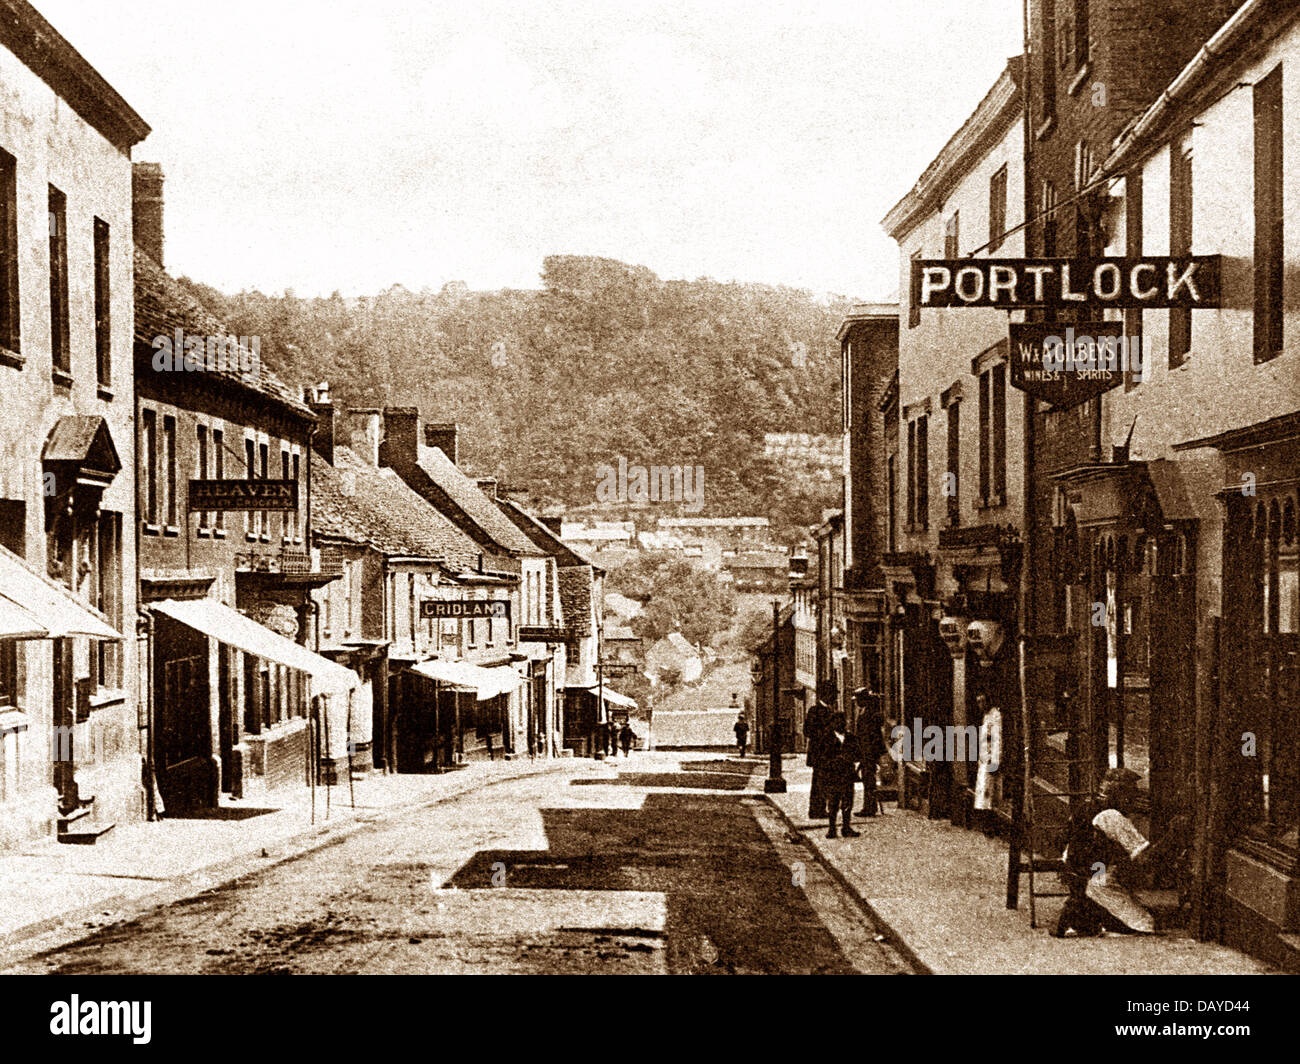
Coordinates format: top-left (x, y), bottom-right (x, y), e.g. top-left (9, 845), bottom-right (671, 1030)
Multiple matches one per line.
top-left (95, 512), bottom-right (122, 688)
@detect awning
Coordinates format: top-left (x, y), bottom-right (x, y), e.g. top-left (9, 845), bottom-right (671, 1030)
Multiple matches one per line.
top-left (149, 598), bottom-right (359, 696)
top-left (409, 658), bottom-right (525, 701)
top-left (0, 543), bottom-right (122, 639)
top-left (0, 596), bottom-right (48, 639)
top-left (577, 684), bottom-right (638, 710)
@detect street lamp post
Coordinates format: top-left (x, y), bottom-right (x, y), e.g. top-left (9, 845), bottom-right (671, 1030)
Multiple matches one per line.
top-left (764, 598), bottom-right (786, 793)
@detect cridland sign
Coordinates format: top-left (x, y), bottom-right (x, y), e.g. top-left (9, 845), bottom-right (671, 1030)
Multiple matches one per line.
top-left (911, 256), bottom-right (1222, 310)
top-left (420, 599), bottom-right (511, 621)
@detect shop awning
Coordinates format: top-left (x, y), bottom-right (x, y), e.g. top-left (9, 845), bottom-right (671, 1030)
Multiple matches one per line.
top-left (0, 543), bottom-right (122, 639)
top-left (149, 598), bottom-right (359, 696)
top-left (409, 659), bottom-right (525, 701)
top-left (578, 684), bottom-right (638, 710)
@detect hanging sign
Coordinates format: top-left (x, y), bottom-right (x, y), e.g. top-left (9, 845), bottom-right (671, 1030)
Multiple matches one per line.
top-left (1008, 321), bottom-right (1128, 409)
top-left (420, 599), bottom-right (511, 621)
top-left (912, 256), bottom-right (1221, 310)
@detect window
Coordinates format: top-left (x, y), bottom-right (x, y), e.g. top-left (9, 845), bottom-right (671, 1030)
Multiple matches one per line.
top-left (1169, 132), bottom-right (1193, 368)
top-left (979, 364), bottom-right (1007, 506)
top-left (907, 415), bottom-right (929, 531)
top-left (1074, 0), bottom-right (1090, 67)
top-left (93, 218), bottom-right (110, 388)
top-left (1038, 0), bottom-right (1057, 126)
top-left (289, 451), bottom-right (300, 541)
top-left (1041, 180), bottom-right (1058, 256)
top-left (281, 448), bottom-right (290, 541)
top-left (1254, 65), bottom-right (1283, 364)
top-left (944, 211), bottom-right (960, 258)
top-left (988, 166), bottom-right (1008, 252)
top-left (0, 149), bottom-right (18, 355)
top-left (163, 415), bottom-right (177, 530)
top-left (245, 438), bottom-right (256, 540)
top-left (908, 249), bottom-right (922, 329)
top-left (196, 425), bottom-right (209, 531)
top-left (258, 442), bottom-right (269, 540)
top-left (95, 513), bottom-right (121, 687)
top-left (1124, 171), bottom-right (1145, 391)
top-left (212, 428), bottom-right (225, 534)
top-left (141, 409), bottom-right (159, 530)
top-left (887, 455), bottom-right (897, 553)
top-left (841, 340), bottom-right (852, 430)
top-left (945, 400), bottom-right (960, 527)
top-left (49, 188), bottom-right (69, 378)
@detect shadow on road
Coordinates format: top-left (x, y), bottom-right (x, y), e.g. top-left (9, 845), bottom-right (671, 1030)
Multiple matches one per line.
top-left (443, 791), bottom-right (857, 974)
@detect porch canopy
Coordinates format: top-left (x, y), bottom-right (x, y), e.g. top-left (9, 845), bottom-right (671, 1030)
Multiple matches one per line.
top-left (0, 543), bottom-right (122, 639)
top-left (149, 597), bottom-right (360, 697)
top-left (410, 658), bottom-right (525, 701)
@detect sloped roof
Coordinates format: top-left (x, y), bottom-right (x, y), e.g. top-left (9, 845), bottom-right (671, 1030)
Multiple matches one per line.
top-left (312, 446), bottom-right (481, 569)
top-left (415, 446), bottom-right (541, 555)
top-left (134, 247), bottom-right (312, 418)
top-left (557, 565), bottom-right (594, 638)
top-left (498, 499), bottom-right (600, 570)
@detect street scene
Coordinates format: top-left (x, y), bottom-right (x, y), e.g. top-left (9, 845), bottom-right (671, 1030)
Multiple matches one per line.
top-left (0, 0), bottom-right (1297, 1013)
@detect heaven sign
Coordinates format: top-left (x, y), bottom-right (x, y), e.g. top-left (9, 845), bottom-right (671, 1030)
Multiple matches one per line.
top-left (911, 256), bottom-right (1222, 310)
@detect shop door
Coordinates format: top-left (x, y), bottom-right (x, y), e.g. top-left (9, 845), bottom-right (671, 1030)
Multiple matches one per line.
top-left (1148, 570), bottom-right (1196, 836)
top-left (158, 654), bottom-right (214, 812)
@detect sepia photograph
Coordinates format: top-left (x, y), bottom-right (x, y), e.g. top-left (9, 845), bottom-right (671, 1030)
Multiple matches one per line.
top-left (0, 0), bottom-right (1295, 1039)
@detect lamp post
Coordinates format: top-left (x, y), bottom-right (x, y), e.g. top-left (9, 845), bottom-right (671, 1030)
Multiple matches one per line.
top-left (764, 598), bottom-right (786, 793)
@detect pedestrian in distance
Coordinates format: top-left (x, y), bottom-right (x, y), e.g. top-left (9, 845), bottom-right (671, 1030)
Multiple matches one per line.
top-left (853, 688), bottom-right (887, 817)
top-left (734, 715), bottom-right (750, 757)
top-left (804, 699), bottom-right (833, 820)
top-left (813, 710), bottom-right (861, 839)
top-left (619, 722), bottom-right (636, 757)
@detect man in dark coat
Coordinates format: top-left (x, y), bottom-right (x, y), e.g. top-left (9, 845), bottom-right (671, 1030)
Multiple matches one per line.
top-left (814, 711), bottom-right (861, 838)
top-left (804, 700), bottom-right (833, 819)
top-left (733, 716), bottom-right (750, 757)
top-left (853, 688), bottom-right (887, 816)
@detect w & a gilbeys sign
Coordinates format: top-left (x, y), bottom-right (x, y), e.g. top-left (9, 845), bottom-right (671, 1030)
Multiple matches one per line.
top-left (1008, 322), bottom-right (1128, 409)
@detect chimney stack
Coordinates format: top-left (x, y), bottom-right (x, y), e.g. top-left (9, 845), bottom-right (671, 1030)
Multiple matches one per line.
top-left (306, 383), bottom-right (335, 464)
top-left (132, 162), bottom-right (165, 266)
top-left (424, 422), bottom-right (459, 465)
top-left (379, 407), bottom-right (420, 470)
top-left (342, 409), bottom-right (382, 467)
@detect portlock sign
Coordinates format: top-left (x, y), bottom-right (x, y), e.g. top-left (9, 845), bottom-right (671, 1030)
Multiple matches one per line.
top-left (911, 256), bottom-right (1222, 310)
top-left (420, 599), bottom-right (511, 621)
top-left (1008, 322), bottom-right (1127, 409)
top-left (188, 479), bottom-right (299, 511)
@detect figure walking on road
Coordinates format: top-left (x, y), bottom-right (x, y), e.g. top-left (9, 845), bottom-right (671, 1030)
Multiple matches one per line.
top-left (618, 723), bottom-right (636, 757)
top-left (734, 715), bottom-right (750, 757)
top-left (853, 688), bottom-right (887, 816)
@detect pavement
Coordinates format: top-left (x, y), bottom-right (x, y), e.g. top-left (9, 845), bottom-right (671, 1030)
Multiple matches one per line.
top-left (764, 760), bottom-right (1278, 975)
top-left (0, 756), bottom-right (574, 955)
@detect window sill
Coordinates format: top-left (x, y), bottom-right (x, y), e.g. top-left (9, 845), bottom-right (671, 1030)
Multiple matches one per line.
top-left (97, 385), bottom-right (114, 402)
top-left (163, 526), bottom-right (181, 538)
top-left (88, 687), bottom-right (127, 711)
top-left (1035, 115), bottom-right (1056, 141)
top-left (51, 368), bottom-right (73, 388)
top-left (213, 528), bottom-right (228, 539)
top-left (196, 527), bottom-right (211, 538)
top-left (977, 494), bottom-right (1007, 511)
top-left (142, 523), bottom-right (161, 536)
top-left (0, 347), bottom-right (22, 370)
top-left (1067, 62), bottom-right (1090, 97)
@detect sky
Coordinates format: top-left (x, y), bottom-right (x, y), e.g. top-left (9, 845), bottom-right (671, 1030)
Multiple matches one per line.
top-left (39, 0), bottom-right (1024, 300)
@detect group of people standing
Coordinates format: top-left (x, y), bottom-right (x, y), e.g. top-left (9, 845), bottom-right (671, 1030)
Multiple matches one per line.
top-left (596, 720), bottom-right (637, 757)
top-left (805, 689), bottom-right (888, 839)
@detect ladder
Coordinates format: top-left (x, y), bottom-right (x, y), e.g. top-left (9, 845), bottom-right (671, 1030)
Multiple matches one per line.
top-left (1006, 635), bottom-right (1099, 928)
